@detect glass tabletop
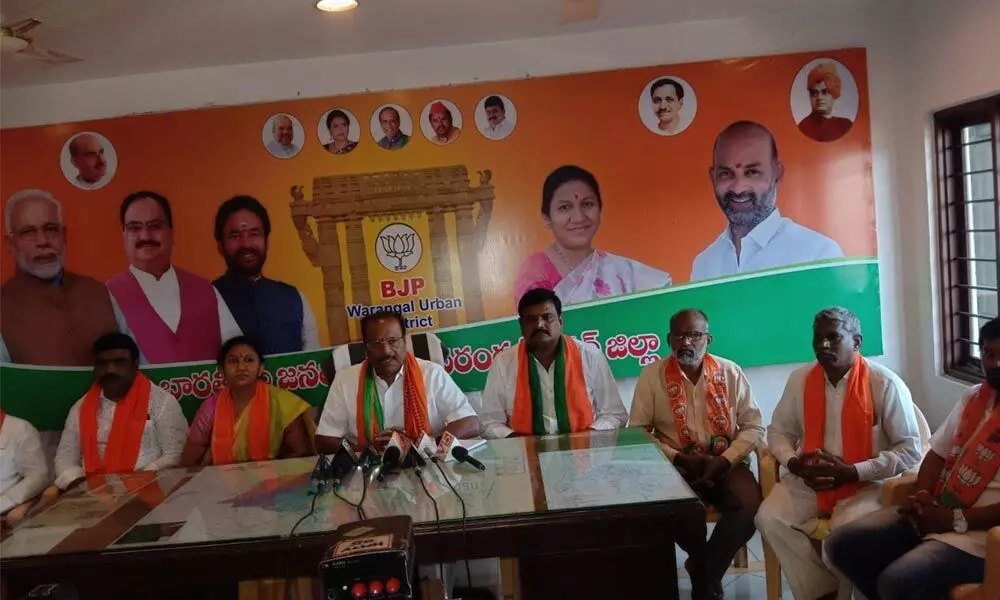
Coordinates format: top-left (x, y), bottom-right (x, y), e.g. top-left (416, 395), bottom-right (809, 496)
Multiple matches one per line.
top-left (0, 428), bottom-right (695, 560)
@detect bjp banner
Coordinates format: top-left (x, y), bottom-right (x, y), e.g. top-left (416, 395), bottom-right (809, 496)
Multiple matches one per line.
top-left (0, 48), bottom-right (878, 430)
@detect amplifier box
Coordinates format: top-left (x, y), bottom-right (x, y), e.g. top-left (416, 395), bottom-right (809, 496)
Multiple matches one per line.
top-left (319, 515), bottom-right (415, 600)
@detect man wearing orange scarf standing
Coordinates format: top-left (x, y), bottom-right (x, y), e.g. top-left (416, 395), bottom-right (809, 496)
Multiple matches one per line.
top-left (47, 333), bottom-right (188, 497)
top-left (629, 308), bottom-right (763, 600)
top-left (315, 311), bottom-right (479, 453)
top-left (756, 307), bottom-right (923, 600)
top-left (826, 317), bottom-right (1000, 599)
top-left (479, 288), bottom-right (627, 439)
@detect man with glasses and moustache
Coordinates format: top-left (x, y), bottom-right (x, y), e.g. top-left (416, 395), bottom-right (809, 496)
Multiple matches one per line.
top-left (629, 308), bottom-right (764, 600)
top-left (315, 311), bottom-right (479, 453)
top-left (479, 288), bottom-right (627, 439)
top-left (1, 189), bottom-right (130, 366)
top-left (107, 191), bottom-right (242, 365)
top-left (690, 121), bottom-right (843, 281)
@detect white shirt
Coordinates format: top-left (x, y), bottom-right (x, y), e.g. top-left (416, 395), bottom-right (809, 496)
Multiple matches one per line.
top-left (316, 356), bottom-right (477, 443)
top-left (0, 414), bottom-right (50, 514)
top-left (298, 291), bottom-right (320, 350)
top-left (690, 208), bottom-right (844, 281)
top-left (128, 266), bottom-right (242, 342)
top-left (479, 338), bottom-right (628, 439)
top-left (74, 175), bottom-right (103, 190)
top-left (54, 383), bottom-right (188, 490)
top-left (480, 118), bottom-right (515, 140)
top-left (927, 385), bottom-right (1000, 558)
top-left (768, 359), bottom-right (922, 482)
top-left (265, 140), bottom-right (300, 158)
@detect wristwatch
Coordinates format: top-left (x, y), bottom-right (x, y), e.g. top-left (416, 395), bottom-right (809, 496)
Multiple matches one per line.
top-left (953, 509), bottom-right (969, 534)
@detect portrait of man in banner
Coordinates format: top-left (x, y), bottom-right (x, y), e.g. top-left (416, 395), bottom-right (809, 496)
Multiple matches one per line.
top-left (421, 99), bottom-right (463, 146)
top-left (371, 104), bottom-right (412, 151)
top-left (61, 132), bottom-right (118, 191)
top-left (638, 76), bottom-right (698, 137)
top-left (476, 94), bottom-right (517, 141)
top-left (262, 113), bottom-right (303, 159)
top-left (791, 58), bottom-right (859, 143)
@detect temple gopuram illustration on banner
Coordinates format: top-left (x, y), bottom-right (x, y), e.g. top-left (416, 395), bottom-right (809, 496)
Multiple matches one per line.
top-left (290, 165), bottom-right (495, 345)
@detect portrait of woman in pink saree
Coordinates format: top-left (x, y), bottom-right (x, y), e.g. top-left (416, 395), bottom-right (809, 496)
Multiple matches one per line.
top-left (513, 165), bottom-right (672, 309)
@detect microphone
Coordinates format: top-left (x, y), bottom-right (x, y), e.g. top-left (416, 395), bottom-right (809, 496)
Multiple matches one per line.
top-left (406, 446), bottom-right (427, 470)
top-left (437, 431), bottom-right (461, 462)
top-left (328, 444), bottom-right (357, 485)
top-left (358, 445), bottom-right (381, 473)
top-left (416, 432), bottom-right (439, 461)
top-left (451, 446), bottom-right (486, 471)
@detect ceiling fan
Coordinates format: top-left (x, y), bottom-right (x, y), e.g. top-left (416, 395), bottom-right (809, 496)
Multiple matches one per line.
top-left (562, 0), bottom-right (600, 24)
top-left (0, 17), bottom-right (81, 63)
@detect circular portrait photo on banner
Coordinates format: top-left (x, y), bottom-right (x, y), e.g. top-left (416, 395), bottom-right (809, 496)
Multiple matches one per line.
top-left (317, 108), bottom-right (361, 155)
top-left (638, 76), bottom-right (698, 137)
top-left (790, 58), bottom-right (859, 143)
top-left (420, 99), bottom-right (463, 146)
top-left (61, 131), bottom-right (118, 190)
top-left (370, 103), bottom-right (413, 151)
top-left (261, 113), bottom-right (305, 159)
top-left (475, 94), bottom-right (518, 141)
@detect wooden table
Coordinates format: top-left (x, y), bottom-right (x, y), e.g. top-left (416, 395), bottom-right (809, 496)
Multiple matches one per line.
top-left (1, 428), bottom-right (703, 599)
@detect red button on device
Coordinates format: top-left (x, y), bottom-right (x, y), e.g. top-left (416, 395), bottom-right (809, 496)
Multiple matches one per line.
top-left (368, 580), bottom-right (384, 596)
top-left (385, 578), bottom-right (401, 594)
top-left (351, 582), bottom-right (367, 598)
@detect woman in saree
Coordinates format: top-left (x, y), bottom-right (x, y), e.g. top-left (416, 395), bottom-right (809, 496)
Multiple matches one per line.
top-left (180, 336), bottom-right (314, 466)
top-left (513, 165), bottom-right (673, 308)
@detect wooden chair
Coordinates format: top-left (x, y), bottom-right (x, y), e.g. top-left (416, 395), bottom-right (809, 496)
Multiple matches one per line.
top-left (759, 406), bottom-right (932, 600)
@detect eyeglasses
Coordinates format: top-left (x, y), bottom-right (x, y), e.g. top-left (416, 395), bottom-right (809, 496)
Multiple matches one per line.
top-left (124, 220), bottom-right (169, 235)
top-left (672, 331), bottom-right (707, 343)
top-left (365, 336), bottom-right (404, 350)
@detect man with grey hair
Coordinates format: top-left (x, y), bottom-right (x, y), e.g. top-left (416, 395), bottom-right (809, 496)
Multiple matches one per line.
top-left (265, 114), bottom-right (299, 158)
top-left (690, 121), bottom-right (843, 281)
top-left (755, 306), bottom-right (923, 600)
top-left (69, 133), bottom-right (107, 189)
top-left (629, 308), bottom-right (763, 600)
top-left (1, 189), bottom-right (130, 365)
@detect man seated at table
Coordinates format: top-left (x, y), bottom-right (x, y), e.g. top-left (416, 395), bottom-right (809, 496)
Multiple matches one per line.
top-left (315, 311), bottom-right (480, 453)
top-left (479, 288), bottom-right (627, 438)
top-left (755, 307), bottom-right (923, 600)
top-left (47, 333), bottom-right (188, 496)
top-left (629, 308), bottom-right (763, 600)
top-left (1, 407), bottom-right (50, 525)
top-left (824, 317), bottom-right (1000, 599)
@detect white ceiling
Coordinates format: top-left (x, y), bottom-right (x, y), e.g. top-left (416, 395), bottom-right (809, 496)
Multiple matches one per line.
top-left (0, 0), bottom-right (871, 89)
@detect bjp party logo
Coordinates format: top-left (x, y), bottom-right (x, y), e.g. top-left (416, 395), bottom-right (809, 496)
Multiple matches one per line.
top-left (376, 222), bottom-right (423, 273)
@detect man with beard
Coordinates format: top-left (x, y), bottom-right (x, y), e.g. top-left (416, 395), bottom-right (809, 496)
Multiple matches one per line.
top-left (315, 311), bottom-right (478, 453)
top-left (265, 114), bottom-right (299, 158)
top-left (690, 121), bottom-right (843, 281)
top-left (427, 101), bottom-right (461, 145)
top-left (629, 308), bottom-right (763, 600)
top-left (650, 78), bottom-right (685, 135)
top-left (755, 307), bottom-right (922, 600)
top-left (479, 288), bottom-right (627, 438)
top-left (797, 62), bottom-right (855, 143)
top-left (107, 191), bottom-right (242, 364)
top-left (213, 195), bottom-right (319, 355)
top-left (1, 189), bottom-right (131, 366)
top-left (69, 133), bottom-right (108, 189)
top-left (48, 333), bottom-right (187, 495)
top-left (826, 317), bottom-right (1000, 599)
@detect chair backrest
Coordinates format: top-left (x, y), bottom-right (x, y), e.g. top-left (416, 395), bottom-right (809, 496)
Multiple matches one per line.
top-left (330, 332), bottom-right (447, 376)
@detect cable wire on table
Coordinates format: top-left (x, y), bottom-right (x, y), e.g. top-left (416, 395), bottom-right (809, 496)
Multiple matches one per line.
top-left (431, 458), bottom-right (473, 589)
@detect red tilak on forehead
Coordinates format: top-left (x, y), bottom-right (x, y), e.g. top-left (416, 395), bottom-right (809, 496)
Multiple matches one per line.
top-left (574, 193), bottom-right (580, 199)
top-left (735, 162), bottom-right (743, 168)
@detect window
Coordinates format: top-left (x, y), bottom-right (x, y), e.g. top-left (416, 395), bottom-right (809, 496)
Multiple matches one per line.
top-left (937, 94), bottom-right (1000, 382)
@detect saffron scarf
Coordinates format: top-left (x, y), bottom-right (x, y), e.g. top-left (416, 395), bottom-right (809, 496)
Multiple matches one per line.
top-left (210, 381), bottom-right (311, 465)
top-left (803, 353), bottom-right (873, 514)
top-left (664, 354), bottom-right (733, 455)
top-left (935, 383), bottom-right (1000, 508)
top-left (511, 335), bottom-right (593, 435)
top-left (355, 352), bottom-right (431, 445)
top-left (80, 372), bottom-right (153, 475)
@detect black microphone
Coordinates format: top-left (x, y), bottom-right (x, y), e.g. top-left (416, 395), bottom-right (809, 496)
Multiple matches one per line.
top-left (380, 446), bottom-right (402, 481)
top-left (406, 446), bottom-right (427, 470)
top-left (358, 445), bottom-right (381, 473)
top-left (310, 454), bottom-right (329, 484)
top-left (329, 445), bottom-right (356, 484)
top-left (451, 446), bottom-right (486, 471)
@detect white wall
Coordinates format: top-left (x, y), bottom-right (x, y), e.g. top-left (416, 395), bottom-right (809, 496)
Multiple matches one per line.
top-left (1, 2), bottom-right (927, 426)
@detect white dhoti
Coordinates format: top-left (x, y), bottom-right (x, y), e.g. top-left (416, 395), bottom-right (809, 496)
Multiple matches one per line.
top-left (755, 474), bottom-right (882, 600)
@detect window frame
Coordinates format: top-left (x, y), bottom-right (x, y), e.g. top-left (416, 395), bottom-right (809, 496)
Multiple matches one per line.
top-left (936, 94), bottom-right (1000, 383)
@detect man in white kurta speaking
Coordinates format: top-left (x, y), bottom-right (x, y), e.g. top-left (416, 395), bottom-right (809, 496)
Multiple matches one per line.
top-left (690, 121), bottom-right (843, 281)
top-left (479, 288), bottom-right (627, 438)
top-left (755, 307), bottom-right (922, 600)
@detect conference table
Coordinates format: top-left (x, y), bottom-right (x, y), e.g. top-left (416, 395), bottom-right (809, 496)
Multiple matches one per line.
top-left (1, 428), bottom-right (703, 599)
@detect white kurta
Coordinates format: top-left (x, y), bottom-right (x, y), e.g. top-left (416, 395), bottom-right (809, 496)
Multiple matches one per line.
top-left (756, 359), bottom-right (922, 600)
top-left (316, 357), bottom-right (477, 444)
top-left (0, 414), bottom-right (50, 514)
top-left (53, 384), bottom-right (188, 490)
top-left (127, 266), bottom-right (243, 344)
top-left (478, 338), bottom-right (628, 439)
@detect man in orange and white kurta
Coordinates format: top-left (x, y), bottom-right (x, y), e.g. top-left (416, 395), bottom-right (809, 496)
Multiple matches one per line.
top-left (755, 307), bottom-right (923, 600)
top-left (314, 312), bottom-right (479, 454)
top-left (629, 308), bottom-right (763, 600)
top-left (479, 288), bottom-right (627, 439)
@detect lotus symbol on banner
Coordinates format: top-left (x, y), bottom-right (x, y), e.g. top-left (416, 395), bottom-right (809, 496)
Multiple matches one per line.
top-left (375, 223), bottom-right (423, 273)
